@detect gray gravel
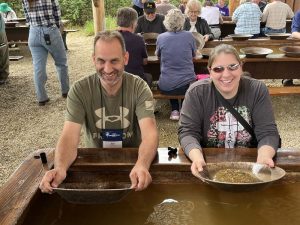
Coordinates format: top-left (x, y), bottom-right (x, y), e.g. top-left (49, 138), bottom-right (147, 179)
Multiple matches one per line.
top-left (0, 31), bottom-right (299, 188)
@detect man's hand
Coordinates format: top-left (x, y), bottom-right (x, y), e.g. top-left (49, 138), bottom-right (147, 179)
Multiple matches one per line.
top-left (129, 164), bottom-right (152, 191)
top-left (39, 168), bottom-right (66, 193)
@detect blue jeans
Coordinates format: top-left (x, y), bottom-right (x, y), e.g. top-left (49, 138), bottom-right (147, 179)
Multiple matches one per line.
top-left (159, 84), bottom-right (190, 111)
top-left (264, 27), bottom-right (286, 34)
top-left (28, 26), bottom-right (69, 102)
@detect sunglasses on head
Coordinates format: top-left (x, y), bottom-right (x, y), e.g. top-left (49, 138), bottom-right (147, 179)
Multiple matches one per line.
top-left (210, 63), bottom-right (240, 73)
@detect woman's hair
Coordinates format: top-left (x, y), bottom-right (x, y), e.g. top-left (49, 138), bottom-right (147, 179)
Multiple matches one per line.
top-left (207, 44), bottom-right (242, 68)
top-left (185, 0), bottom-right (202, 15)
top-left (116, 7), bottom-right (137, 28)
top-left (203, 0), bottom-right (213, 7)
top-left (94, 30), bottom-right (126, 54)
top-left (163, 8), bottom-right (185, 32)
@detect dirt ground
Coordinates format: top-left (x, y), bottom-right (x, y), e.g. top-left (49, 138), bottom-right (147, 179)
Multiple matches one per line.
top-left (0, 31), bottom-right (300, 188)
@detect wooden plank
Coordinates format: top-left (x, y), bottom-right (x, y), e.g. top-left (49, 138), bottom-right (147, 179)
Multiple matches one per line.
top-left (0, 149), bottom-right (54, 225)
top-left (9, 56), bottom-right (24, 61)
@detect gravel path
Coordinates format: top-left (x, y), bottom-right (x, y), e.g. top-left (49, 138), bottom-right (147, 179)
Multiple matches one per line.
top-left (0, 31), bottom-right (299, 188)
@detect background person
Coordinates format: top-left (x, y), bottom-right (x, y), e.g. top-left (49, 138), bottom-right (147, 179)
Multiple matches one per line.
top-left (117, 7), bottom-right (152, 86)
top-left (251, 0), bottom-right (267, 12)
top-left (135, 1), bottom-right (166, 34)
top-left (215, 0), bottom-right (229, 16)
top-left (261, 0), bottom-right (294, 34)
top-left (0, 3), bottom-right (17, 22)
top-left (232, 0), bottom-right (262, 38)
top-left (283, 10), bottom-right (300, 86)
top-left (156, 0), bottom-right (176, 15)
top-left (178, 0), bottom-right (188, 14)
top-left (39, 30), bottom-right (158, 193)
top-left (183, 0), bottom-right (214, 42)
top-left (22, 0), bottom-right (69, 106)
top-left (178, 44), bottom-right (280, 177)
top-left (156, 9), bottom-right (197, 121)
top-left (0, 13), bottom-right (9, 85)
top-left (201, 0), bottom-right (223, 39)
top-left (132, 0), bottom-right (147, 17)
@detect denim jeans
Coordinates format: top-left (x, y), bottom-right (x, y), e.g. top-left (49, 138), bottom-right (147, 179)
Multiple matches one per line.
top-left (159, 83), bottom-right (190, 111)
top-left (28, 26), bottom-right (69, 102)
top-left (264, 27), bottom-right (286, 34)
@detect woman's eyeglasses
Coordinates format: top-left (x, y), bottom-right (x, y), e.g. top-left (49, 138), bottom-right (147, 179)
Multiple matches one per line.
top-left (210, 63), bottom-right (240, 73)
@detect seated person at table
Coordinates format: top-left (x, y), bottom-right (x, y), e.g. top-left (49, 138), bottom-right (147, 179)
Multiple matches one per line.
top-left (261, 0), bottom-right (294, 34)
top-left (39, 31), bottom-right (159, 193)
top-left (283, 10), bottom-right (300, 87)
top-left (201, 0), bottom-right (223, 39)
top-left (0, 3), bottom-right (17, 22)
top-left (156, 9), bottom-right (197, 121)
top-left (0, 14), bottom-right (9, 85)
top-left (232, 0), bottom-right (262, 38)
top-left (178, 44), bottom-right (280, 177)
top-left (135, 1), bottom-right (166, 34)
top-left (215, 0), bottom-right (229, 16)
top-left (117, 7), bottom-right (152, 86)
top-left (183, 0), bottom-right (214, 42)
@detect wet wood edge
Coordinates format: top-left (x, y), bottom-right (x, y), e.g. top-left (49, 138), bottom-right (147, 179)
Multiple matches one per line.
top-left (1, 147), bottom-right (300, 225)
top-left (0, 148), bottom-right (54, 225)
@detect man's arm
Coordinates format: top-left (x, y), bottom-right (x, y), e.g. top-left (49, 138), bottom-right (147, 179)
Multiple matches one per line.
top-left (129, 117), bottom-right (158, 191)
top-left (39, 121), bottom-right (81, 193)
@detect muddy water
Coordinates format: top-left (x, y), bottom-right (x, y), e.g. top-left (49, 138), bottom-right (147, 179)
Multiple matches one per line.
top-left (21, 182), bottom-right (300, 225)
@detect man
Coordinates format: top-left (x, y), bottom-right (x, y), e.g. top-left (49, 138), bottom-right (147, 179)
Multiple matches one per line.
top-left (0, 3), bottom-right (17, 22)
top-left (135, 1), bottom-right (166, 34)
top-left (283, 10), bottom-right (300, 86)
top-left (39, 30), bottom-right (159, 193)
top-left (261, 0), bottom-right (294, 34)
top-left (156, 0), bottom-right (176, 15)
top-left (252, 0), bottom-right (267, 12)
top-left (0, 13), bottom-right (9, 85)
top-left (117, 7), bottom-right (152, 86)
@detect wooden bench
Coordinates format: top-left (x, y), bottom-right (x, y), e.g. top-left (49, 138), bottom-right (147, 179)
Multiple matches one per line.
top-left (152, 86), bottom-right (300, 100)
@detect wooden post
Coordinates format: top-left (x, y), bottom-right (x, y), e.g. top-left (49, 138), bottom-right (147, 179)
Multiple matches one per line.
top-left (228, 0), bottom-right (240, 16)
top-left (92, 0), bottom-right (105, 34)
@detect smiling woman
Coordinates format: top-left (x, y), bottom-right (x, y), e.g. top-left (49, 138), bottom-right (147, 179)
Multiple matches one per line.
top-left (178, 44), bottom-right (281, 179)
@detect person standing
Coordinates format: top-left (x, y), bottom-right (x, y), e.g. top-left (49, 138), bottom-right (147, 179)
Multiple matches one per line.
top-left (261, 0), bottom-right (294, 34)
top-left (215, 0), bottom-right (229, 16)
top-left (0, 3), bottom-right (17, 22)
top-left (251, 0), bottom-right (267, 12)
top-left (156, 0), bottom-right (176, 15)
top-left (22, 0), bottom-right (69, 106)
top-left (0, 13), bottom-right (9, 85)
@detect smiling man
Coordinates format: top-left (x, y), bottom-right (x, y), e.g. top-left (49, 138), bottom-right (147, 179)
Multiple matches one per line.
top-left (135, 1), bottom-right (166, 34)
top-left (39, 30), bottom-right (158, 193)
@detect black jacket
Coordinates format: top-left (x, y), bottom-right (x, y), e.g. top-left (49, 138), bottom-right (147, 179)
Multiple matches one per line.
top-left (183, 17), bottom-right (214, 40)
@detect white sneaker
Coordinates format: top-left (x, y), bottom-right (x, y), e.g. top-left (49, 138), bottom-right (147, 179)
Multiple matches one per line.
top-left (170, 110), bottom-right (180, 121)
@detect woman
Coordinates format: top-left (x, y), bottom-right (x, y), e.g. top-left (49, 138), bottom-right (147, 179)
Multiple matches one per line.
top-left (178, 44), bottom-right (280, 178)
top-left (22, 0), bottom-right (69, 106)
top-left (183, 0), bottom-right (214, 42)
top-left (156, 9), bottom-right (197, 121)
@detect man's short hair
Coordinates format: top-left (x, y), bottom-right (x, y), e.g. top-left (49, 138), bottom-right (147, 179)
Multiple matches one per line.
top-left (117, 7), bottom-right (138, 28)
top-left (94, 30), bottom-right (126, 54)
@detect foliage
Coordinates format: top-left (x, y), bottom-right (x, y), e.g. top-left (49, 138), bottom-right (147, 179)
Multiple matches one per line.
top-left (84, 20), bottom-right (94, 36)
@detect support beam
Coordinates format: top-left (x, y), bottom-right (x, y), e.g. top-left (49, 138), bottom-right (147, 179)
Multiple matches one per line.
top-left (92, 0), bottom-right (105, 34)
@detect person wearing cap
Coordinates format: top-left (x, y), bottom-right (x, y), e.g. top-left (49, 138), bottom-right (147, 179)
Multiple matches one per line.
top-left (135, 1), bottom-right (166, 34)
top-left (0, 3), bottom-right (17, 22)
top-left (0, 13), bottom-right (9, 85)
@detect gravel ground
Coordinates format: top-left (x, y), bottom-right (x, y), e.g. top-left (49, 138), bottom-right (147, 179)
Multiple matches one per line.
top-left (0, 31), bottom-right (300, 188)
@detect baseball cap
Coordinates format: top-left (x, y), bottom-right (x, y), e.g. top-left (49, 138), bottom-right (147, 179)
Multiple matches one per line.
top-left (144, 2), bottom-right (156, 14)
